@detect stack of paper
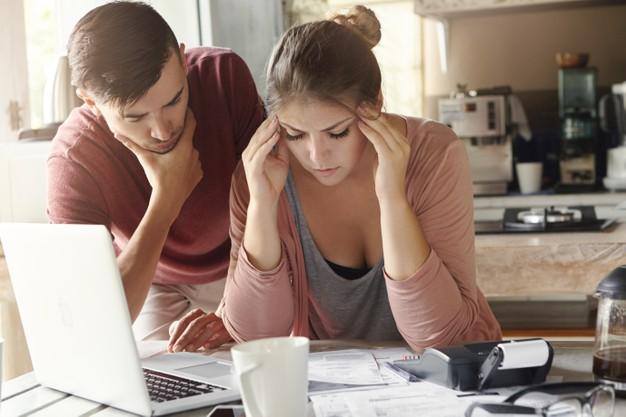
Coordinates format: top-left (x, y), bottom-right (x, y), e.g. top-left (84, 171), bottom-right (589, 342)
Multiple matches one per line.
top-left (307, 348), bottom-right (415, 394)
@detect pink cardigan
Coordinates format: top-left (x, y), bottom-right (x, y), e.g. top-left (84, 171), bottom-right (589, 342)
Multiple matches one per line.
top-left (219, 117), bottom-right (502, 351)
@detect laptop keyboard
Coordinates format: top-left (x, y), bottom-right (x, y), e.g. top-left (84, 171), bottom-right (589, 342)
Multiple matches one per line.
top-left (143, 368), bottom-right (226, 403)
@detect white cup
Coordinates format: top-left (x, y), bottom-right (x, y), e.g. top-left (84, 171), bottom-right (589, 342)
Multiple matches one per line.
top-left (607, 147), bottom-right (626, 179)
top-left (231, 336), bottom-right (309, 417)
top-left (516, 162), bottom-right (543, 194)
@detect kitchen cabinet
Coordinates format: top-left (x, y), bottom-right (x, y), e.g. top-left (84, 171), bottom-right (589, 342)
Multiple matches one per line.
top-left (415, 0), bottom-right (626, 73)
top-left (415, 0), bottom-right (626, 17)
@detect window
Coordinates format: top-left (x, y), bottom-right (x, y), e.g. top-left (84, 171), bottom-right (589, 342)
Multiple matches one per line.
top-left (24, 0), bottom-right (59, 129)
top-left (304, 0), bottom-right (424, 117)
top-left (0, 0), bottom-right (29, 141)
top-left (367, 1), bottom-right (423, 117)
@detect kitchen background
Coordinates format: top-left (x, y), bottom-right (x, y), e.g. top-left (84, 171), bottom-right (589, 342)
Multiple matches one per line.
top-left (1, 0), bottom-right (626, 381)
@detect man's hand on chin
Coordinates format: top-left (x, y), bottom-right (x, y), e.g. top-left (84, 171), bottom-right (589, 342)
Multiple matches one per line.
top-left (116, 108), bottom-right (203, 221)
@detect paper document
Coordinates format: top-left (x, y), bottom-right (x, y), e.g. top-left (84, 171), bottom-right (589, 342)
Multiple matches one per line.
top-left (311, 393), bottom-right (353, 417)
top-left (311, 382), bottom-right (508, 417)
top-left (309, 350), bottom-right (385, 386)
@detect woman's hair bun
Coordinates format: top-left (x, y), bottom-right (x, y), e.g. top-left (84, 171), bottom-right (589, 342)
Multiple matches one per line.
top-left (329, 5), bottom-right (381, 49)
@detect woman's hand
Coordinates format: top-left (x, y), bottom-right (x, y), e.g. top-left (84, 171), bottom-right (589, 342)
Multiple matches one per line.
top-left (167, 309), bottom-right (233, 352)
top-left (358, 104), bottom-right (430, 281)
top-left (357, 105), bottom-right (410, 203)
top-left (241, 115), bottom-right (289, 207)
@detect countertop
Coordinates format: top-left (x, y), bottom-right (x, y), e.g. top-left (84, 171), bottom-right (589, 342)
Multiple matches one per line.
top-left (476, 221), bottom-right (626, 247)
top-left (475, 221), bottom-right (626, 298)
top-left (474, 191), bottom-right (626, 209)
top-left (473, 194), bottom-right (626, 303)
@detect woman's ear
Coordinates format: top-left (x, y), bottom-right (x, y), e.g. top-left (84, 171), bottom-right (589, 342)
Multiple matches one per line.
top-left (76, 88), bottom-right (101, 117)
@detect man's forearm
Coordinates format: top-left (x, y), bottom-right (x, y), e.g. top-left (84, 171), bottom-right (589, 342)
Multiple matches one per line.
top-left (118, 192), bottom-right (178, 322)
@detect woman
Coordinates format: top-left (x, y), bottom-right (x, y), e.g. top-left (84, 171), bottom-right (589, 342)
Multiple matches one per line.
top-left (170, 5), bottom-right (501, 353)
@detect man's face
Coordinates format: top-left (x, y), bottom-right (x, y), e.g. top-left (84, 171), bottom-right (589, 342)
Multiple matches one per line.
top-left (94, 47), bottom-right (189, 154)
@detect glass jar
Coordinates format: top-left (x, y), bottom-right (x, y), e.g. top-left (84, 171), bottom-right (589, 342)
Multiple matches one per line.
top-left (593, 266), bottom-right (626, 395)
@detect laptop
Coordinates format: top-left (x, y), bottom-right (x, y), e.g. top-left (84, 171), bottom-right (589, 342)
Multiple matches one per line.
top-left (0, 223), bottom-right (240, 416)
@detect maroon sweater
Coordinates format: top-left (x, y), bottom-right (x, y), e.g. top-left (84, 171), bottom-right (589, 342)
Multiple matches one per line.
top-left (47, 48), bottom-right (264, 285)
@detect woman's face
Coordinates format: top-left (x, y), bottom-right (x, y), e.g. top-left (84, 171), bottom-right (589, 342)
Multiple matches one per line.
top-left (276, 97), bottom-right (371, 186)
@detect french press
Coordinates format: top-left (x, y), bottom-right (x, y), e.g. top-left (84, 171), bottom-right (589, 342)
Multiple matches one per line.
top-left (593, 265), bottom-right (626, 394)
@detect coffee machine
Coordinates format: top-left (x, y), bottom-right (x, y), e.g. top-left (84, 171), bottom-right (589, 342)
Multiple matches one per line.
top-left (600, 81), bottom-right (626, 190)
top-left (438, 94), bottom-right (513, 195)
top-left (558, 67), bottom-right (598, 187)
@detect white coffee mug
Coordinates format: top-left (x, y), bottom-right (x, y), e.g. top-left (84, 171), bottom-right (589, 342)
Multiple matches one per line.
top-left (607, 146), bottom-right (626, 179)
top-left (231, 336), bottom-right (309, 417)
top-left (516, 162), bottom-right (543, 194)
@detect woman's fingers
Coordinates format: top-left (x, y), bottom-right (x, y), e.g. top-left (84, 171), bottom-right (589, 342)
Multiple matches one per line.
top-left (246, 130), bottom-right (281, 180)
top-left (251, 116), bottom-right (278, 145)
top-left (257, 129), bottom-right (281, 157)
top-left (275, 137), bottom-right (289, 165)
top-left (243, 116), bottom-right (279, 162)
top-left (358, 109), bottom-right (403, 153)
top-left (358, 119), bottom-right (389, 155)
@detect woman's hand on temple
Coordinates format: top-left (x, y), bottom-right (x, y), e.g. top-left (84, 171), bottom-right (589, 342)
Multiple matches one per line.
top-left (357, 105), bottom-right (410, 203)
top-left (241, 115), bottom-right (289, 207)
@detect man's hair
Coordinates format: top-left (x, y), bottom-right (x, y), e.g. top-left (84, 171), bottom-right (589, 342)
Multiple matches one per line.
top-left (67, 1), bottom-right (180, 107)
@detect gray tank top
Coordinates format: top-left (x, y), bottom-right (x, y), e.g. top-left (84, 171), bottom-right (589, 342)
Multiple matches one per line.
top-left (285, 173), bottom-right (402, 341)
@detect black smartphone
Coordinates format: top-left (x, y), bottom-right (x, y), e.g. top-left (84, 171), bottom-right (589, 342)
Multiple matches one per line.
top-left (207, 405), bottom-right (246, 417)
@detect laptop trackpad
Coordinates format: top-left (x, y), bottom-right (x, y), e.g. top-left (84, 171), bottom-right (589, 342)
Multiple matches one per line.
top-left (177, 362), bottom-right (231, 379)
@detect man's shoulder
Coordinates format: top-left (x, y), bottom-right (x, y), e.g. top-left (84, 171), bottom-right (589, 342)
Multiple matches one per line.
top-left (185, 47), bottom-right (258, 118)
top-left (49, 106), bottom-right (115, 164)
top-left (185, 46), bottom-right (236, 61)
top-left (185, 47), bottom-right (245, 74)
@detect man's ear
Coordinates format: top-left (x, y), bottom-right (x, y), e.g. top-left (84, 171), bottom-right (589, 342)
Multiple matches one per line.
top-left (76, 88), bottom-right (101, 117)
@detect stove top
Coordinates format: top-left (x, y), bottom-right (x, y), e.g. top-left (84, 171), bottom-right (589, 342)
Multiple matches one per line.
top-left (475, 205), bottom-right (616, 234)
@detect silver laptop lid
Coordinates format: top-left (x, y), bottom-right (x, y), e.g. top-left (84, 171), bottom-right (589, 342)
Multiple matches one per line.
top-left (0, 223), bottom-right (152, 416)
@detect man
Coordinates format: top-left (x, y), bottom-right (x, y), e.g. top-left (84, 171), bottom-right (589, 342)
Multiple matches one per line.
top-left (47, 2), bottom-right (264, 351)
